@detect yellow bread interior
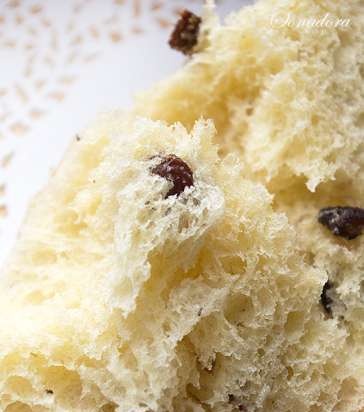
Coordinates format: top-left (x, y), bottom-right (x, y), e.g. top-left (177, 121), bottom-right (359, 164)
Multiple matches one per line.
top-left (137, 0), bottom-right (364, 193)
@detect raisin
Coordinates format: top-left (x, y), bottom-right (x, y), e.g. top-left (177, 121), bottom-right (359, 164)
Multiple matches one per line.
top-left (228, 394), bottom-right (246, 411)
top-left (228, 394), bottom-right (236, 403)
top-left (45, 389), bottom-right (54, 395)
top-left (320, 281), bottom-right (333, 316)
top-left (151, 154), bottom-right (194, 198)
top-left (169, 9), bottom-right (202, 55)
top-left (318, 206), bottom-right (364, 240)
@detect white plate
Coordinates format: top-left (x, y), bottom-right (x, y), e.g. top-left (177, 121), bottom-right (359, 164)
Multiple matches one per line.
top-left (0, 0), bottom-right (251, 267)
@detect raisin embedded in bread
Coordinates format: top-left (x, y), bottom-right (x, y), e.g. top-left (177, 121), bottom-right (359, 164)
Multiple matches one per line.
top-left (169, 9), bottom-right (202, 55)
top-left (151, 154), bottom-right (194, 198)
top-left (318, 206), bottom-right (364, 240)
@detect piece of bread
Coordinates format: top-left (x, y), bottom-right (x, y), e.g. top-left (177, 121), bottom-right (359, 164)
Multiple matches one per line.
top-left (0, 1), bottom-right (363, 412)
top-left (135, 0), bottom-right (364, 408)
top-left (0, 116), bottom-right (319, 412)
top-left (137, 0), bottom-right (364, 192)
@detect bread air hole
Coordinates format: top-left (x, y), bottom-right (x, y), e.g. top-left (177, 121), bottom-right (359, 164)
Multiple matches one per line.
top-left (55, 210), bottom-right (87, 236)
top-left (219, 255), bottom-right (246, 276)
top-left (4, 402), bottom-right (32, 412)
top-left (223, 294), bottom-right (254, 325)
top-left (41, 366), bottom-right (82, 409)
top-left (355, 112), bottom-right (364, 128)
top-left (284, 311), bottom-right (305, 339)
top-left (100, 403), bottom-right (117, 411)
top-left (30, 249), bottom-right (57, 266)
top-left (4, 376), bottom-right (34, 398)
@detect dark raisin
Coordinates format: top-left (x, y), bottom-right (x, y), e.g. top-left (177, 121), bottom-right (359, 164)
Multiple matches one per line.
top-left (169, 9), bottom-right (202, 55)
top-left (45, 389), bottom-right (54, 395)
top-left (320, 281), bottom-right (333, 316)
top-left (151, 154), bottom-right (194, 198)
top-left (318, 206), bottom-right (364, 240)
top-left (228, 394), bottom-right (236, 403)
top-left (228, 394), bottom-right (246, 411)
top-left (76, 134), bottom-right (81, 141)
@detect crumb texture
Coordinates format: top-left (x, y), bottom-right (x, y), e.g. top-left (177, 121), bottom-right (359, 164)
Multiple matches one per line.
top-left (1, 0), bottom-right (364, 411)
top-left (138, 0), bottom-right (364, 194)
